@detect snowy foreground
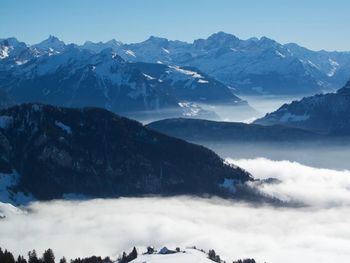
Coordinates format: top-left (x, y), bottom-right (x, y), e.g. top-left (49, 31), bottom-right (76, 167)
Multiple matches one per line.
top-left (130, 249), bottom-right (213, 263)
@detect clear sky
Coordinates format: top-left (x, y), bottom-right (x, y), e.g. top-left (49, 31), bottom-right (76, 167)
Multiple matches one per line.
top-left (1, 0), bottom-right (349, 51)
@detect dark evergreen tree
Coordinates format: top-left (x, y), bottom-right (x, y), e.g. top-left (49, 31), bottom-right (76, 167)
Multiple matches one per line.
top-left (208, 249), bottom-right (221, 263)
top-left (58, 257), bottom-right (66, 263)
top-left (233, 259), bottom-right (256, 263)
top-left (42, 249), bottom-right (55, 263)
top-left (16, 256), bottom-right (27, 263)
top-left (0, 249), bottom-right (15, 263)
top-left (208, 249), bottom-right (216, 261)
top-left (129, 247), bottom-right (137, 261)
top-left (28, 250), bottom-right (39, 263)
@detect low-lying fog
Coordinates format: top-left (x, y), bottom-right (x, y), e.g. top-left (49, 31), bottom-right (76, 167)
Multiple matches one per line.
top-left (197, 94), bottom-right (305, 123)
top-left (200, 141), bottom-right (350, 171)
top-left (134, 94), bottom-right (304, 124)
top-left (1, 157), bottom-right (350, 263)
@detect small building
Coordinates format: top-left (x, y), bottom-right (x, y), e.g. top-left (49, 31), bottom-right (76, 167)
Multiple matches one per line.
top-left (159, 247), bottom-right (176, 255)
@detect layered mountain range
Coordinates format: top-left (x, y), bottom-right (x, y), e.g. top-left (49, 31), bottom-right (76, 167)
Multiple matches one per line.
top-left (80, 32), bottom-right (350, 95)
top-left (1, 33), bottom-right (350, 105)
top-left (0, 36), bottom-right (249, 120)
top-left (148, 80), bottom-right (350, 141)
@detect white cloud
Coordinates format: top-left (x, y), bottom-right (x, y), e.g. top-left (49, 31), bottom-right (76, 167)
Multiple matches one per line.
top-left (228, 158), bottom-right (350, 207)
top-left (1, 158), bottom-right (350, 263)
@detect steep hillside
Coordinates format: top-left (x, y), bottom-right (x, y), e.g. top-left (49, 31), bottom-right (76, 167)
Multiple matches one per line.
top-left (0, 104), bottom-right (253, 202)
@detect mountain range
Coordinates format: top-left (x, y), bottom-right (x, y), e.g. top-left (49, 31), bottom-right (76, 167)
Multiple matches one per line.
top-left (1, 33), bottom-right (350, 102)
top-left (147, 80), bottom-right (350, 142)
top-left (81, 32), bottom-right (350, 95)
top-left (0, 36), bottom-right (249, 120)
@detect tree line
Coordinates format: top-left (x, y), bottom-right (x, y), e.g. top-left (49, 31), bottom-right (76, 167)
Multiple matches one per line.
top-left (0, 247), bottom-right (137, 263)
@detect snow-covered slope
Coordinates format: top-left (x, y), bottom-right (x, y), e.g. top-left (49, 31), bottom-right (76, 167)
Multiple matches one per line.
top-left (254, 80), bottom-right (350, 135)
top-left (0, 103), bottom-right (254, 202)
top-left (0, 202), bottom-right (24, 219)
top-left (130, 248), bottom-right (216, 263)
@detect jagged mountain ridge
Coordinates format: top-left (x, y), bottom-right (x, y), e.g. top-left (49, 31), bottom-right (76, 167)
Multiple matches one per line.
top-left (254, 80), bottom-right (350, 135)
top-left (0, 40), bottom-right (247, 119)
top-left (2, 33), bottom-right (350, 96)
top-left (0, 103), bottom-right (254, 202)
top-left (80, 32), bottom-right (350, 95)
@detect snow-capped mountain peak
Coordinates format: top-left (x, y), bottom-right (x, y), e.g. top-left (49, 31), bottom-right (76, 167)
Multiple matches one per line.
top-left (32, 35), bottom-right (66, 53)
top-left (144, 36), bottom-right (169, 46)
top-left (194, 31), bottom-right (240, 49)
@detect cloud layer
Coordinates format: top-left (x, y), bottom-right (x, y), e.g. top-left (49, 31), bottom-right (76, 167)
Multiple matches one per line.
top-left (229, 157), bottom-right (350, 207)
top-left (1, 158), bottom-right (350, 263)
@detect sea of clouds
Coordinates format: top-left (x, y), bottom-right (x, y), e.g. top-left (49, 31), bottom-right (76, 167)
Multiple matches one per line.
top-left (1, 158), bottom-right (350, 263)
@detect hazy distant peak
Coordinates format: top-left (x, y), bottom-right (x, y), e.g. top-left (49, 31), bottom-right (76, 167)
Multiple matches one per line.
top-left (106, 38), bottom-right (123, 46)
top-left (143, 36), bottom-right (169, 46)
top-left (208, 31), bottom-right (240, 40)
top-left (33, 35), bottom-right (66, 51)
top-left (194, 31), bottom-right (240, 49)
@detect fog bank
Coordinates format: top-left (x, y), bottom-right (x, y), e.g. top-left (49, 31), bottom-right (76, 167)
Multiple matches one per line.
top-left (1, 158), bottom-right (350, 263)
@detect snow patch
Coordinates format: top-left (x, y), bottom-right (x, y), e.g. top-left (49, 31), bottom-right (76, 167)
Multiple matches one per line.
top-left (162, 48), bottom-right (170, 54)
top-left (15, 60), bottom-right (28, 65)
top-left (327, 59), bottom-right (339, 77)
top-left (178, 102), bottom-right (202, 117)
top-left (275, 50), bottom-right (286, 58)
top-left (55, 121), bottom-right (72, 134)
top-left (125, 50), bottom-right (136, 58)
top-left (307, 60), bottom-right (320, 69)
top-left (0, 46), bottom-right (10, 59)
top-left (197, 79), bottom-right (209, 84)
top-left (143, 73), bottom-right (156, 80)
top-left (0, 202), bottom-right (24, 219)
top-left (169, 66), bottom-right (203, 79)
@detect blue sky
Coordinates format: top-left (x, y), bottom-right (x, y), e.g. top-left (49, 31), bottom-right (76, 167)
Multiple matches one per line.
top-left (1, 0), bottom-right (349, 51)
